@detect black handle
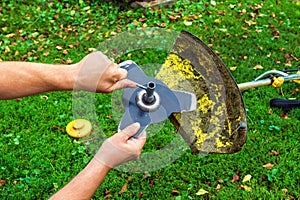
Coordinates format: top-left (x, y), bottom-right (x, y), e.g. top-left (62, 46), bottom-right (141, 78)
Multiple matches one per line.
top-left (270, 98), bottom-right (300, 112)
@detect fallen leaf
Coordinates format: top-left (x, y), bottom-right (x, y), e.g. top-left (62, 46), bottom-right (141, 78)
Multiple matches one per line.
top-left (88, 48), bottom-right (97, 52)
top-left (268, 108), bottom-right (273, 114)
top-left (242, 174), bottom-right (252, 183)
top-left (230, 66), bottom-right (237, 71)
top-left (210, 0), bottom-right (216, 6)
top-left (6, 33), bottom-right (15, 38)
top-left (231, 174), bottom-right (240, 183)
top-left (107, 114), bottom-right (113, 119)
top-left (118, 183), bottom-right (127, 194)
top-left (263, 163), bottom-right (274, 170)
top-left (53, 125), bottom-right (64, 131)
top-left (40, 95), bottom-right (48, 100)
top-left (0, 179), bottom-right (5, 186)
top-left (282, 188), bottom-right (288, 194)
top-left (196, 188), bottom-right (209, 195)
top-left (138, 191), bottom-right (143, 198)
top-left (171, 190), bottom-right (180, 195)
top-left (280, 113), bottom-right (289, 119)
top-left (285, 61), bottom-right (292, 67)
top-left (242, 185), bottom-right (251, 192)
top-left (271, 12), bottom-right (276, 18)
top-left (43, 52), bottom-right (50, 56)
top-left (143, 171), bottom-right (151, 179)
top-left (56, 45), bottom-right (63, 50)
top-left (66, 58), bottom-right (73, 64)
top-left (62, 49), bottom-right (68, 55)
top-left (184, 21), bottom-right (193, 26)
top-left (270, 150), bottom-right (279, 156)
top-left (216, 184), bottom-right (221, 190)
top-left (253, 64), bottom-right (263, 70)
top-left (214, 19), bottom-right (221, 24)
top-left (5, 46), bottom-right (10, 53)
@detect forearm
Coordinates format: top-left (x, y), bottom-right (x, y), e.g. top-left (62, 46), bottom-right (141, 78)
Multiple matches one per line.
top-left (0, 62), bottom-right (78, 100)
top-left (49, 158), bottom-right (111, 200)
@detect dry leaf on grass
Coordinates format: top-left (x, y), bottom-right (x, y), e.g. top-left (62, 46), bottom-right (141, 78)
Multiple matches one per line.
top-left (242, 174), bottom-right (252, 183)
top-left (263, 163), bottom-right (274, 169)
top-left (196, 188), bottom-right (209, 195)
top-left (118, 183), bottom-right (127, 194)
top-left (253, 64), bottom-right (263, 70)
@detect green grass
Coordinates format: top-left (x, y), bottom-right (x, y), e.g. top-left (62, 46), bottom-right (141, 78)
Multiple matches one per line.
top-left (1, 0), bottom-right (300, 199)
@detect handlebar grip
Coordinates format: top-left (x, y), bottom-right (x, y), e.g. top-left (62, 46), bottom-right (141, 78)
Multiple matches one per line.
top-left (270, 98), bottom-right (300, 112)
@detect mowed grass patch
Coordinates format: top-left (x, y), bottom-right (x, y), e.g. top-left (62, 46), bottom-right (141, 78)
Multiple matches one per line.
top-left (1, 0), bottom-right (299, 199)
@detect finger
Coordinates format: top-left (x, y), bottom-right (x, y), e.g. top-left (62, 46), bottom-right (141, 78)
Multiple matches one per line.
top-left (120, 122), bottom-right (141, 141)
top-left (137, 131), bottom-right (147, 140)
top-left (134, 132), bottom-right (147, 149)
top-left (114, 68), bottom-right (128, 81)
top-left (112, 79), bottom-right (137, 91)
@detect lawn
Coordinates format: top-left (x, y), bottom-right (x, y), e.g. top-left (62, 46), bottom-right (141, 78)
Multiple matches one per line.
top-left (0, 0), bottom-right (299, 199)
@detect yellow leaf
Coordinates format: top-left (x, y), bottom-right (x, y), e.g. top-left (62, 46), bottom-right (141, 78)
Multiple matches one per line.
top-left (88, 29), bottom-right (95, 34)
top-left (230, 66), bottom-right (237, 71)
top-left (214, 19), bottom-right (221, 24)
top-left (219, 28), bottom-right (227, 32)
top-left (6, 33), bottom-right (15, 38)
top-left (83, 6), bottom-right (90, 11)
top-left (56, 45), bottom-right (63, 50)
top-left (242, 174), bottom-right (252, 183)
top-left (88, 48), bottom-right (97, 52)
top-left (196, 189), bottom-right (209, 195)
top-left (229, 4), bottom-right (235, 9)
top-left (243, 185), bottom-right (251, 192)
top-left (184, 21), bottom-right (193, 26)
top-left (104, 31), bottom-right (110, 38)
top-left (210, 0), bottom-right (216, 6)
top-left (5, 46), bottom-right (10, 53)
top-left (253, 64), bottom-right (263, 70)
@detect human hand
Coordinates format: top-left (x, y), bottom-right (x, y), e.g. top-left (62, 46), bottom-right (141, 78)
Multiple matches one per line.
top-left (94, 122), bottom-right (146, 168)
top-left (74, 51), bottom-right (136, 93)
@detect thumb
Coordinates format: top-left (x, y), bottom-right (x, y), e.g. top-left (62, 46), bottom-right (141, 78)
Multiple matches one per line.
top-left (112, 78), bottom-right (137, 91)
top-left (120, 122), bottom-right (141, 140)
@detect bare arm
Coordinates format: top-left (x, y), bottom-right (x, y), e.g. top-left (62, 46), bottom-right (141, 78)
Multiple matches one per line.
top-left (50, 123), bottom-right (146, 200)
top-left (49, 158), bottom-right (111, 200)
top-left (0, 51), bottom-right (135, 100)
top-left (0, 62), bottom-right (77, 100)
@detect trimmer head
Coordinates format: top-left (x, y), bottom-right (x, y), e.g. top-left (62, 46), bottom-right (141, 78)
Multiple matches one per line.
top-left (100, 29), bottom-right (247, 154)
